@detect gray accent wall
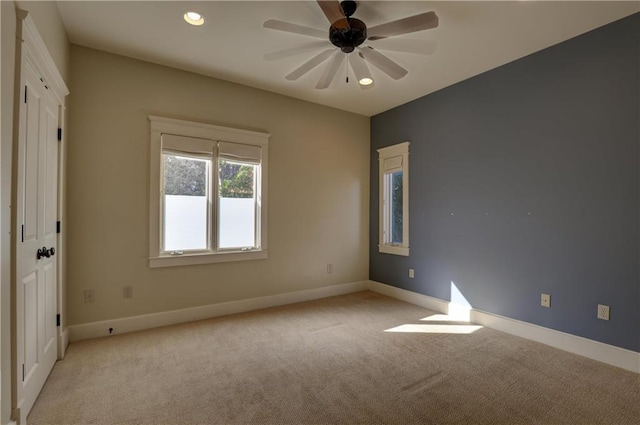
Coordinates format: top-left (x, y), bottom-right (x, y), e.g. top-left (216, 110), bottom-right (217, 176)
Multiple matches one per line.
top-left (370, 13), bottom-right (639, 352)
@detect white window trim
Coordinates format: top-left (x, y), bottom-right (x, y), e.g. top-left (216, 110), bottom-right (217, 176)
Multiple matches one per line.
top-left (378, 141), bottom-right (410, 256)
top-left (149, 115), bottom-right (269, 268)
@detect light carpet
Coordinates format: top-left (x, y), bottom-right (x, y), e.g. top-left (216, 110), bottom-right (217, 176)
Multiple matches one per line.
top-left (28, 291), bottom-right (640, 424)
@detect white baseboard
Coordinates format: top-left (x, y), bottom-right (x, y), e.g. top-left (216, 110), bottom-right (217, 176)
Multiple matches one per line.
top-left (470, 309), bottom-right (640, 374)
top-left (367, 280), bottom-right (449, 314)
top-left (66, 279), bottom-right (639, 373)
top-left (58, 328), bottom-right (69, 359)
top-left (367, 280), bottom-right (640, 374)
top-left (68, 280), bottom-right (369, 342)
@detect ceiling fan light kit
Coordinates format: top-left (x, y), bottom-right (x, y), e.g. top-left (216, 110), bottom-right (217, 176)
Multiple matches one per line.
top-left (264, 0), bottom-right (439, 90)
top-left (349, 53), bottom-right (374, 87)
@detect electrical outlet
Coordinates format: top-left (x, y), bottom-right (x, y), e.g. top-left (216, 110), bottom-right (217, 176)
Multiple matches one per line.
top-left (597, 304), bottom-right (610, 321)
top-left (123, 285), bottom-right (133, 299)
top-left (408, 268), bottom-right (415, 279)
top-left (84, 289), bottom-right (95, 303)
top-left (326, 264), bottom-right (333, 274)
top-left (541, 293), bottom-right (551, 308)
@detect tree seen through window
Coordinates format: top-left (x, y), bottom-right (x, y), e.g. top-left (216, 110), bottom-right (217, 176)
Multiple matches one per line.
top-left (219, 160), bottom-right (255, 198)
top-left (163, 156), bottom-right (255, 198)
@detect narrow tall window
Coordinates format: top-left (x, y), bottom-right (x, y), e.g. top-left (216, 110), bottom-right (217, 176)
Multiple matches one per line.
top-left (378, 142), bottom-right (409, 256)
top-left (386, 170), bottom-right (403, 244)
top-left (149, 116), bottom-right (269, 268)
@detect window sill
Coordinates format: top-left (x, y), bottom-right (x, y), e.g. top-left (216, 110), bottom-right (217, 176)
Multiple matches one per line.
top-left (149, 250), bottom-right (268, 268)
top-left (378, 245), bottom-right (409, 256)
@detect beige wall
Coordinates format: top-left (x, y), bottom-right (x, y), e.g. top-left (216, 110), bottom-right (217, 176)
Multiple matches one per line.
top-left (1, 2), bottom-right (69, 423)
top-left (67, 46), bottom-right (370, 326)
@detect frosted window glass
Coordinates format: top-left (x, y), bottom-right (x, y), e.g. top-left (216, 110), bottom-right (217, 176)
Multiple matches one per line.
top-left (164, 195), bottom-right (207, 251)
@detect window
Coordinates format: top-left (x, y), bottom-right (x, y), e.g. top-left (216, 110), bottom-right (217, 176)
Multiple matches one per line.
top-left (149, 116), bottom-right (269, 267)
top-left (378, 142), bottom-right (409, 256)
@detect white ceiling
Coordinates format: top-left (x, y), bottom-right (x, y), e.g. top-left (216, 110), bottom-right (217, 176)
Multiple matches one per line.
top-left (56, 1), bottom-right (639, 117)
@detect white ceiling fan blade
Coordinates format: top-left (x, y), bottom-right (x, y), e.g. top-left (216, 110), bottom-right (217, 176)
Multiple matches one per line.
top-left (285, 49), bottom-right (335, 81)
top-left (368, 11), bottom-right (439, 40)
top-left (358, 47), bottom-right (407, 80)
top-left (368, 39), bottom-right (438, 55)
top-left (264, 41), bottom-right (329, 61)
top-left (263, 19), bottom-right (327, 39)
top-left (316, 51), bottom-right (345, 89)
top-left (348, 53), bottom-right (374, 90)
top-left (317, 0), bottom-right (347, 27)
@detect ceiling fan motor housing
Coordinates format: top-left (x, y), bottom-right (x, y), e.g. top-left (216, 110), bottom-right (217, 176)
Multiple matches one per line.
top-left (330, 18), bottom-right (367, 53)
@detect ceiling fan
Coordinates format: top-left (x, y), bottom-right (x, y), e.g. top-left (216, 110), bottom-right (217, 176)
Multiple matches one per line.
top-left (263, 0), bottom-right (439, 90)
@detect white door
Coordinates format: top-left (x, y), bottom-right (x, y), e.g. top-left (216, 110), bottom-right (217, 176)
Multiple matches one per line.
top-left (14, 58), bottom-right (59, 422)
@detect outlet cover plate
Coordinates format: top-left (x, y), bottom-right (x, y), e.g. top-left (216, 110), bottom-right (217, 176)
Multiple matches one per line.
top-left (409, 268), bottom-right (415, 279)
top-left (84, 289), bottom-right (95, 303)
top-left (123, 286), bottom-right (133, 299)
top-left (597, 304), bottom-right (610, 320)
top-left (541, 293), bottom-right (551, 308)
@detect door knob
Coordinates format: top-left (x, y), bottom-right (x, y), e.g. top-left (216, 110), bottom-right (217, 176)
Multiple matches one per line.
top-left (36, 247), bottom-right (55, 259)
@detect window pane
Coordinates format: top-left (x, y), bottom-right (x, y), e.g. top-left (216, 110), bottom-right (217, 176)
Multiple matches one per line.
top-left (218, 160), bottom-right (256, 249)
top-left (163, 154), bottom-right (209, 251)
top-left (390, 171), bottom-right (403, 244)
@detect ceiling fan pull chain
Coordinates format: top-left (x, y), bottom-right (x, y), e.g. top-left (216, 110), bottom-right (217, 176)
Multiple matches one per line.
top-left (346, 59), bottom-right (349, 83)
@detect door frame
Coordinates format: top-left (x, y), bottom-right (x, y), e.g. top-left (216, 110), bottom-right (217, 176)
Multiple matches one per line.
top-left (11, 10), bottom-right (68, 423)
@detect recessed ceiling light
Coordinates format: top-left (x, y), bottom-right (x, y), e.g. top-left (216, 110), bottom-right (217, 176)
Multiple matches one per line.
top-left (358, 77), bottom-right (373, 86)
top-left (183, 11), bottom-right (205, 26)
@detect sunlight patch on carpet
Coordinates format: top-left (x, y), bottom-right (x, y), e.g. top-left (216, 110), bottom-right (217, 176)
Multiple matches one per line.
top-left (384, 323), bottom-right (483, 334)
top-left (420, 313), bottom-right (468, 322)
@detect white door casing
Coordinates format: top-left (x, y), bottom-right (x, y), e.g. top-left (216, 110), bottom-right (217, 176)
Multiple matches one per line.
top-left (12, 10), bottom-right (69, 424)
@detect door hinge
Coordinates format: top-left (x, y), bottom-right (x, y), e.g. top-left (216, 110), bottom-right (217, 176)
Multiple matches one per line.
top-left (56, 221), bottom-right (61, 234)
top-left (56, 314), bottom-right (61, 327)
top-left (57, 128), bottom-right (62, 141)
top-left (22, 364), bottom-right (25, 382)
top-left (24, 85), bottom-right (27, 103)
top-left (21, 224), bottom-right (24, 243)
